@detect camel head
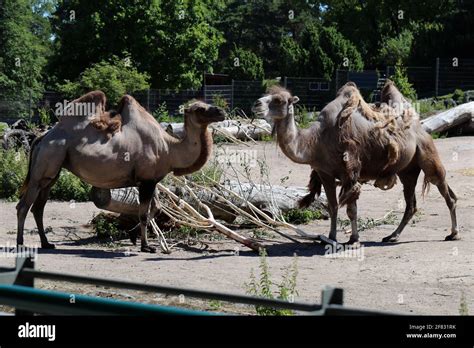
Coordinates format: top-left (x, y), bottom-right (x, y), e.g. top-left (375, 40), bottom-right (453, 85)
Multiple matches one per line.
top-left (252, 86), bottom-right (300, 121)
top-left (184, 101), bottom-right (226, 126)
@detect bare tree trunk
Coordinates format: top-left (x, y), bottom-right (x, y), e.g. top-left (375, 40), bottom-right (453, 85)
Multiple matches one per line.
top-left (421, 102), bottom-right (474, 134)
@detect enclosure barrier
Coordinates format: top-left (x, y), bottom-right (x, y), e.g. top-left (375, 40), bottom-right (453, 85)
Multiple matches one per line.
top-left (0, 255), bottom-right (397, 316)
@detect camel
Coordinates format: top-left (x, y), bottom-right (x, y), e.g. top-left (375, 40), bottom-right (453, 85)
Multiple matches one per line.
top-left (17, 91), bottom-right (226, 253)
top-left (252, 81), bottom-right (459, 245)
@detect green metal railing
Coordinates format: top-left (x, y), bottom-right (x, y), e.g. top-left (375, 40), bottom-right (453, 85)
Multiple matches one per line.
top-left (0, 254), bottom-right (396, 316)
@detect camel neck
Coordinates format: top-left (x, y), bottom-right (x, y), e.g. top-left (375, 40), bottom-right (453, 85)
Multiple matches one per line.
top-left (274, 112), bottom-right (318, 164)
top-left (169, 120), bottom-right (212, 176)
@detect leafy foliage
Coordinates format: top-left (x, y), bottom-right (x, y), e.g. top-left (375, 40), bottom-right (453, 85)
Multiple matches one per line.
top-left (0, 148), bottom-right (28, 200)
top-left (225, 46), bottom-right (265, 80)
top-left (283, 208), bottom-right (323, 224)
top-left (246, 249), bottom-right (298, 316)
top-left (49, 170), bottom-right (91, 202)
top-left (56, 56), bottom-right (150, 104)
top-left (50, 0), bottom-right (223, 89)
top-left (378, 29), bottom-right (414, 65)
top-left (390, 61), bottom-right (417, 101)
top-left (90, 212), bottom-right (122, 240)
top-left (0, 0), bottom-right (51, 117)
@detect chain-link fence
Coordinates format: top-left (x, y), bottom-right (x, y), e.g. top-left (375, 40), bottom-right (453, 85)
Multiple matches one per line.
top-left (2, 58), bottom-right (474, 123)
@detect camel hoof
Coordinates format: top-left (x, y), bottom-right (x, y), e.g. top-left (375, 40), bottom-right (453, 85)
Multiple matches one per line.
top-left (445, 234), bottom-right (461, 241)
top-left (344, 239), bottom-right (361, 248)
top-left (141, 245), bottom-right (157, 253)
top-left (41, 242), bottom-right (55, 249)
top-left (129, 232), bottom-right (137, 246)
top-left (382, 234), bottom-right (399, 243)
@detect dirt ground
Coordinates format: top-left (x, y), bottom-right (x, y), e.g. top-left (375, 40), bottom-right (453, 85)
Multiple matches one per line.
top-left (0, 137), bottom-right (473, 315)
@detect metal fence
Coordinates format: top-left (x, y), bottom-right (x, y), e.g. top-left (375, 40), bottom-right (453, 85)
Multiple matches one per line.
top-left (0, 255), bottom-right (395, 315)
top-left (1, 57), bottom-right (474, 123)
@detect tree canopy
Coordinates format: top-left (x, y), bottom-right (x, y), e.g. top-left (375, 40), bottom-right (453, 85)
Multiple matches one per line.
top-left (0, 0), bottom-right (472, 103)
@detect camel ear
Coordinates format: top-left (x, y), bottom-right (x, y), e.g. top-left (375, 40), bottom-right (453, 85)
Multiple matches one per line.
top-left (290, 96), bottom-right (300, 104)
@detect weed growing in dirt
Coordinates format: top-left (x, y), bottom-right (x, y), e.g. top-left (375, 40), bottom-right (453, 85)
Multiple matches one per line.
top-left (283, 208), bottom-right (323, 224)
top-left (245, 249), bottom-right (298, 316)
top-left (209, 300), bottom-right (223, 311)
top-left (338, 211), bottom-right (398, 232)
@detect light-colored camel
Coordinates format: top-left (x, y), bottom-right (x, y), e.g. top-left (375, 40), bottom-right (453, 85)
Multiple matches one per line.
top-left (252, 82), bottom-right (459, 245)
top-left (17, 91), bottom-right (225, 252)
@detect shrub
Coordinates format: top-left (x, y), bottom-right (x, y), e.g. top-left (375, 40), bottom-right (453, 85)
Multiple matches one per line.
top-left (453, 89), bottom-right (464, 103)
top-left (90, 212), bottom-right (122, 240)
top-left (152, 102), bottom-right (172, 122)
top-left (283, 208), bottom-right (323, 224)
top-left (49, 170), bottom-right (91, 202)
top-left (391, 61), bottom-right (417, 101)
top-left (212, 94), bottom-right (229, 111)
top-left (0, 148), bottom-right (28, 201)
top-left (57, 55), bottom-right (150, 105)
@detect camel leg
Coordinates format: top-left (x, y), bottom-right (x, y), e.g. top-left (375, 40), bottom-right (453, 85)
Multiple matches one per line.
top-left (16, 184), bottom-right (41, 247)
top-left (382, 166), bottom-right (421, 243)
top-left (437, 182), bottom-right (459, 240)
top-left (345, 201), bottom-right (360, 246)
top-left (416, 140), bottom-right (459, 241)
top-left (319, 172), bottom-right (338, 242)
top-left (30, 177), bottom-right (59, 249)
top-left (138, 181), bottom-right (157, 253)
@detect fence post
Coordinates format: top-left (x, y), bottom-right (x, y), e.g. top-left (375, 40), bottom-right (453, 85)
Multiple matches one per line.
top-left (231, 79), bottom-right (234, 109)
top-left (283, 76), bottom-right (287, 88)
top-left (14, 255), bottom-right (35, 315)
top-left (435, 57), bottom-right (440, 97)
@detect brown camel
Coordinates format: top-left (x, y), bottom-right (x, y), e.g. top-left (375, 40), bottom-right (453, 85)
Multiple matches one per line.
top-left (17, 91), bottom-right (225, 252)
top-left (252, 81), bottom-right (459, 245)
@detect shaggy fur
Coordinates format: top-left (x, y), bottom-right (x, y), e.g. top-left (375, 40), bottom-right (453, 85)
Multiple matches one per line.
top-left (254, 80), bottom-right (459, 244)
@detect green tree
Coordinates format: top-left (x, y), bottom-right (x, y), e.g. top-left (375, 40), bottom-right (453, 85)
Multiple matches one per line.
top-left (278, 36), bottom-right (308, 77)
top-left (225, 46), bottom-right (264, 80)
top-left (378, 29), bottom-right (414, 65)
top-left (0, 0), bottom-right (50, 117)
top-left (280, 23), bottom-right (363, 79)
top-left (50, 0), bottom-right (223, 89)
top-left (57, 56), bottom-right (150, 104)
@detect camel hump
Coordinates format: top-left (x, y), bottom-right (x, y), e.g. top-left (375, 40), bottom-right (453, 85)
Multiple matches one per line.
top-left (116, 95), bottom-right (137, 113)
top-left (72, 90), bottom-right (107, 114)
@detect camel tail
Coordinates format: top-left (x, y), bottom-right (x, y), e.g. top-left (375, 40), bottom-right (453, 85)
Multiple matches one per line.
top-left (421, 176), bottom-right (431, 199)
top-left (19, 134), bottom-right (45, 198)
top-left (298, 170), bottom-right (322, 208)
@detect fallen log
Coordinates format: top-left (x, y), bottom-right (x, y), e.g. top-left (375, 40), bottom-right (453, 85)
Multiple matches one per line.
top-left (91, 182), bottom-right (328, 224)
top-left (161, 119), bottom-right (271, 140)
top-left (421, 101), bottom-right (474, 134)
